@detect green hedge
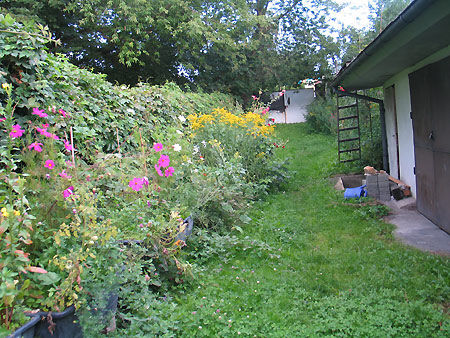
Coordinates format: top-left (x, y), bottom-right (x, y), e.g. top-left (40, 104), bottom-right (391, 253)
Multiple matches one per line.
top-left (0, 14), bottom-right (238, 161)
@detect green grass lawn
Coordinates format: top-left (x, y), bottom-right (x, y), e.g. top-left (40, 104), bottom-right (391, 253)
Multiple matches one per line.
top-left (171, 124), bottom-right (450, 337)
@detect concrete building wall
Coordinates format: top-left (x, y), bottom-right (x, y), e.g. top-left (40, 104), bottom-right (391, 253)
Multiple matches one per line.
top-left (284, 89), bottom-right (315, 123)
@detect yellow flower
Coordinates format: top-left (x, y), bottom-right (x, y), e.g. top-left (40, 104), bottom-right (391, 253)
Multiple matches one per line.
top-left (13, 210), bottom-right (20, 217)
top-left (1, 207), bottom-right (9, 217)
top-left (2, 83), bottom-right (10, 90)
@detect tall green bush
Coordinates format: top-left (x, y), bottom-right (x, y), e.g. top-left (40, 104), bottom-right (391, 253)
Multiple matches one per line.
top-left (0, 14), bottom-right (239, 163)
top-left (306, 92), bottom-right (383, 169)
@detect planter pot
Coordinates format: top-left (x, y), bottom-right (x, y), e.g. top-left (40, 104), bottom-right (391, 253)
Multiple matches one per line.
top-left (9, 306), bottom-right (81, 338)
top-left (175, 216), bottom-right (193, 242)
top-left (9, 293), bottom-right (118, 338)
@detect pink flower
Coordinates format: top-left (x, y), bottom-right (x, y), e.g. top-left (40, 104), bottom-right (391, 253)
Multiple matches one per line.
top-left (158, 154), bottom-right (170, 168)
top-left (28, 266), bottom-right (48, 274)
top-left (153, 143), bottom-right (163, 152)
top-left (0, 116), bottom-right (6, 122)
top-left (28, 142), bottom-right (43, 152)
top-left (63, 186), bottom-right (74, 199)
top-left (63, 140), bottom-right (74, 152)
top-left (58, 109), bottom-right (68, 118)
top-left (129, 177), bottom-right (144, 191)
top-left (44, 159), bottom-right (55, 170)
top-left (262, 107), bottom-right (270, 115)
top-left (252, 95), bottom-right (257, 100)
top-left (142, 176), bottom-right (149, 186)
top-left (32, 107), bottom-right (48, 118)
top-left (9, 124), bottom-right (25, 138)
top-left (154, 164), bottom-right (164, 177)
top-left (36, 126), bottom-right (58, 140)
top-left (164, 167), bottom-right (174, 177)
top-left (59, 170), bottom-right (72, 179)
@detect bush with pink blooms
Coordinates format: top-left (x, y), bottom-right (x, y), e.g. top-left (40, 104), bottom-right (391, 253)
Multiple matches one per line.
top-left (0, 15), bottom-right (289, 335)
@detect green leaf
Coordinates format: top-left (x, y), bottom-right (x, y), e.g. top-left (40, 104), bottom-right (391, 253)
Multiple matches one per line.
top-left (239, 214), bottom-right (252, 224)
top-left (37, 272), bottom-right (61, 286)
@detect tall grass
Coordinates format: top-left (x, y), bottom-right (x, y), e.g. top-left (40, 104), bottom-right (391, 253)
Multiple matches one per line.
top-left (169, 123), bottom-right (450, 337)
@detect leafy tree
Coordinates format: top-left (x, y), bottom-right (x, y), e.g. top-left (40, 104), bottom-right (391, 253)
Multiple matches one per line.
top-left (1, 0), bottom-right (341, 96)
top-left (334, 0), bottom-right (413, 70)
top-left (368, 0), bottom-right (413, 36)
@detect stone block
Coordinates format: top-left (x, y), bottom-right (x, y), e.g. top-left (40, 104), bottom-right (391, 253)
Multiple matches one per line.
top-left (365, 174), bottom-right (378, 184)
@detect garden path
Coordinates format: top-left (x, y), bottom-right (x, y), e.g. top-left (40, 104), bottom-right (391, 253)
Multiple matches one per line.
top-left (173, 124), bottom-right (450, 337)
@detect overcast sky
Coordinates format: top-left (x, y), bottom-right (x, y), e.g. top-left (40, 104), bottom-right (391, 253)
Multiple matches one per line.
top-left (331, 0), bottom-right (372, 30)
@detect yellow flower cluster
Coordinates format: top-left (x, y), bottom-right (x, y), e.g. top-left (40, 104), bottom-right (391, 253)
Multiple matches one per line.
top-left (187, 108), bottom-right (274, 137)
top-left (1, 207), bottom-right (20, 218)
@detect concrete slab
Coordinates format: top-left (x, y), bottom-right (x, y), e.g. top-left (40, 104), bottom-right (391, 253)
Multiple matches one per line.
top-left (383, 198), bottom-right (450, 255)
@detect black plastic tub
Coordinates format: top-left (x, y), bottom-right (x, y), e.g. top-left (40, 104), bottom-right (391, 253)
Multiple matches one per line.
top-left (8, 306), bottom-right (82, 338)
top-left (9, 293), bottom-right (118, 338)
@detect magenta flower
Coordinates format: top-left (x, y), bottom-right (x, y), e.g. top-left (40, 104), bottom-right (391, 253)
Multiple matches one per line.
top-left (63, 186), bottom-right (74, 199)
top-left (0, 116), bottom-right (6, 122)
top-left (9, 124), bottom-right (25, 138)
top-left (36, 126), bottom-right (58, 140)
top-left (158, 154), bottom-right (170, 168)
top-left (59, 170), bottom-right (72, 179)
top-left (129, 177), bottom-right (144, 191)
top-left (164, 167), bottom-right (175, 177)
top-left (153, 143), bottom-right (163, 152)
top-left (63, 140), bottom-right (74, 152)
top-left (142, 176), bottom-right (149, 186)
top-left (58, 109), bottom-right (68, 118)
top-left (44, 159), bottom-right (55, 170)
top-left (41, 130), bottom-right (59, 140)
top-left (32, 107), bottom-right (48, 118)
top-left (28, 142), bottom-right (43, 152)
top-left (154, 164), bottom-right (164, 177)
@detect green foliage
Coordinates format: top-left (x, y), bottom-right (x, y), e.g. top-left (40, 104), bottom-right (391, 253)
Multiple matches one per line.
top-left (305, 95), bottom-right (337, 134)
top-left (169, 124), bottom-right (450, 337)
top-left (1, 1), bottom-right (341, 98)
top-left (0, 18), bottom-right (290, 335)
top-left (306, 91), bottom-right (384, 169)
top-left (0, 14), bottom-right (238, 163)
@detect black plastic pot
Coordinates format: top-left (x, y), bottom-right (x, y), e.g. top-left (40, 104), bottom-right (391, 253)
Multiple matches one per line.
top-left (175, 216), bottom-right (193, 242)
top-left (9, 293), bottom-right (118, 338)
top-left (9, 306), bottom-right (82, 338)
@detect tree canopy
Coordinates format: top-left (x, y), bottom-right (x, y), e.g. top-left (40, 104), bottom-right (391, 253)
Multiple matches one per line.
top-left (1, 0), bottom-right (413, 97)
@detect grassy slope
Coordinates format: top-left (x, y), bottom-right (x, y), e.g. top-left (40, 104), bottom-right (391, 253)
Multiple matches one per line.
top-left (171, 124), bottom-right (450, 337)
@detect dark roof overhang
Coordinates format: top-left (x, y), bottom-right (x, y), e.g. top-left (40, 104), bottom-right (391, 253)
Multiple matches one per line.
top-left (332, 0), bottom-right (450, 91)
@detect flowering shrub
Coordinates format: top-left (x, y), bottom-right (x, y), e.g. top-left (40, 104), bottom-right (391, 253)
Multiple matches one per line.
top-left (187, 108), bottom-right (288, 192)
top-left (0, 13), bottom-right (292, 335)
top-left (0, 83), bottom-right (191, 332)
